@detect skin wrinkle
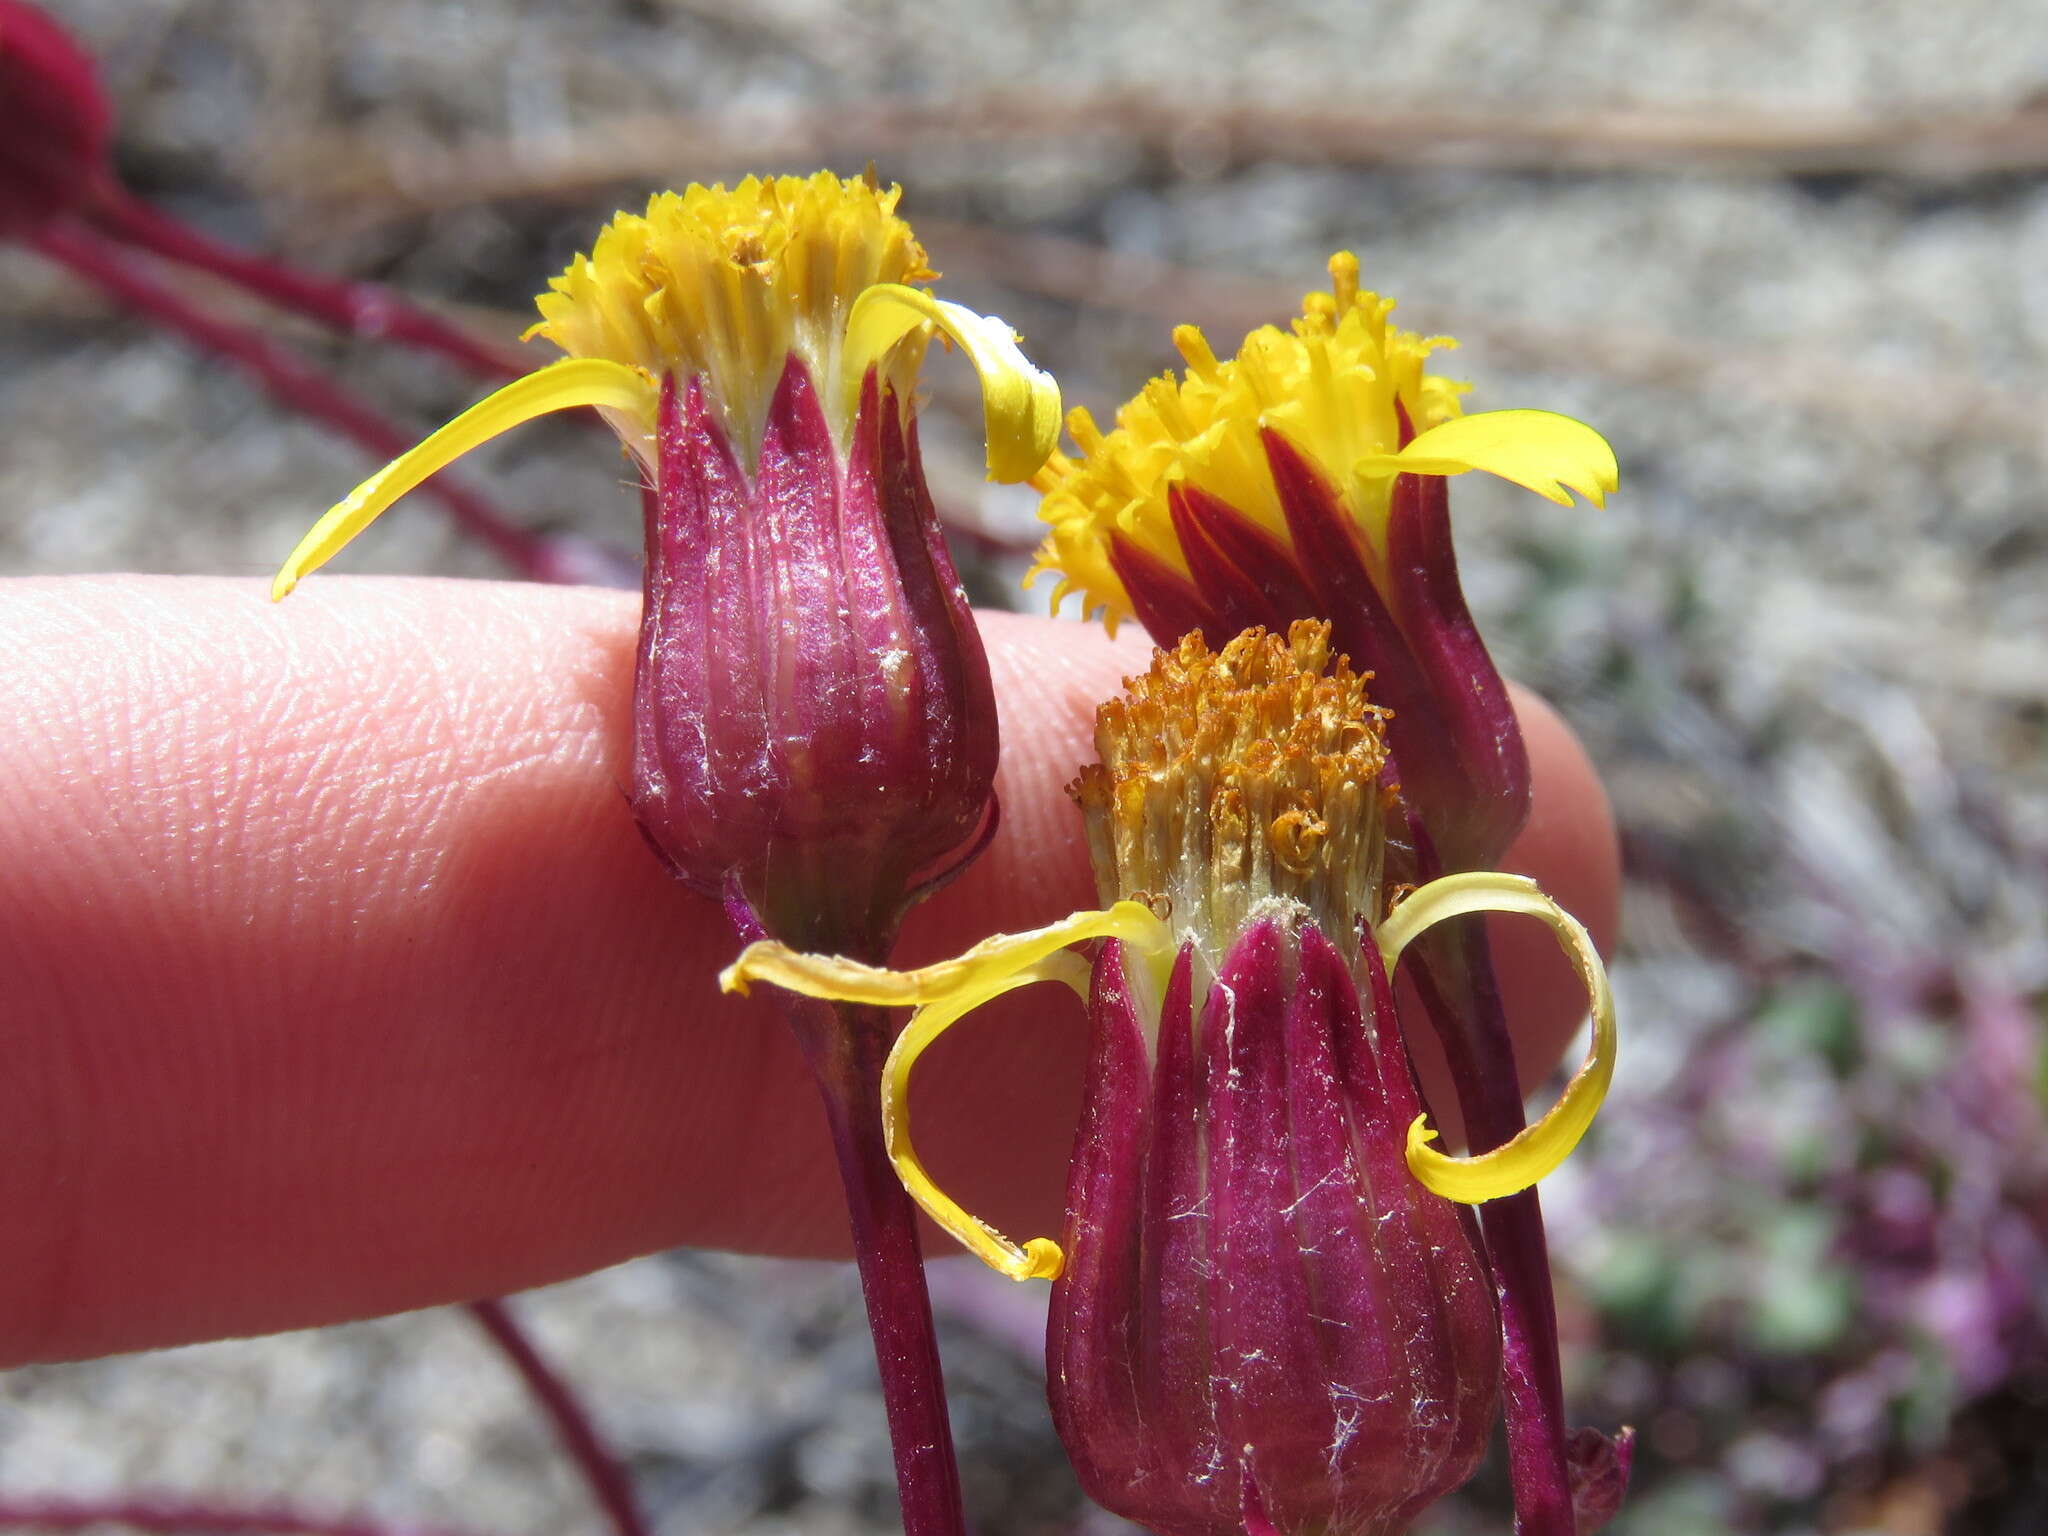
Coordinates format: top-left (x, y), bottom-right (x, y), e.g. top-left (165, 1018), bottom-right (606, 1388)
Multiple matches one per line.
top-left (27, 655), bottom-right (192, 1346)
top-left (0, 576), bottom-right (1614, 1366)
top-left (294, 584), bottom-right (669, 1277)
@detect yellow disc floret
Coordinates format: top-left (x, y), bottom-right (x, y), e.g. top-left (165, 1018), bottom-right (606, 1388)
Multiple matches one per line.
top-left (1074, 620), bottom-right (1391, 972)
top-left (1029, 252), bottom-right (1617, 631)
top-left (526, 171), bottom-right (936, 468)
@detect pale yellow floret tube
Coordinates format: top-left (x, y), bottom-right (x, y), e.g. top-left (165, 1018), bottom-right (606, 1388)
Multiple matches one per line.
top-left (1378, 871), bottom-right (1617, 1203)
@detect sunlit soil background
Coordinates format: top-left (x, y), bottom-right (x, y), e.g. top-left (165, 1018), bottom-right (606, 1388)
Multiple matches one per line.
top-left (4, 1), bottom-right (2047, 1533)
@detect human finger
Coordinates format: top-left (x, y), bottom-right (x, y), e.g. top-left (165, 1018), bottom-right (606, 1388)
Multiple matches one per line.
top-left (0, 575), bottom-right (1614, 1363)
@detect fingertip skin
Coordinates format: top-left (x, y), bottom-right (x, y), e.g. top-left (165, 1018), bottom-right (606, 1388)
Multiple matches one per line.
top-left (0, 577), bottom-right (1612, 1364)
top-left (0, 576), bottom-right (716, 1360)
top-left (0, 578), bottom-right (1141, 1362)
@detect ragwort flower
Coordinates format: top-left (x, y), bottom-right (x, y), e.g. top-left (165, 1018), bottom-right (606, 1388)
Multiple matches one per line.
top-left (724, 623), bottom-right (1617, 1535)
top-left (271, 170), bottom-right (1064, 1536)
top-left (1030, 253), bottom-right (1614, 873)
top-left (272, 171), bottom-right (1059, 958)
top-left (1027, 257), bottom-right (1629, 1531)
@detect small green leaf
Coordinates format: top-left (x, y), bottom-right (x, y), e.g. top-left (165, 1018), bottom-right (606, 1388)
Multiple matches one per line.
top-left (1747, 1207), bottom-right (1857, 1354)
top-left (1755, 976), bottom-right (1860, 1077)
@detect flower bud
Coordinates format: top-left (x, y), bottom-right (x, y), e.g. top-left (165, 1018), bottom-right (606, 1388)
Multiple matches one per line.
top-left (1048, 623), bottom-right (1499, 1535)
top-left (270, 173), bottom-right (1059, 958)
top-left (633, 357), bottom-right (999, 957)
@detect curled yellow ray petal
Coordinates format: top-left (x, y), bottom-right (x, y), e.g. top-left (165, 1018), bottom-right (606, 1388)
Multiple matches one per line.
top-left (881, 948), bottom-right (1094, 1280)
top-left (843, 283), bottom-right (1061, 483)
top-left (1356, 408), bottom-right (1618, 509)
top-left (270, 357), bottom-right (658, 600)
top-left (1378, 871), bottom-right (1616, 1204)
top-left (720, 901), bottom-right (1175, 1278)
top-left (719, 900), bottom-right (1170, 1007)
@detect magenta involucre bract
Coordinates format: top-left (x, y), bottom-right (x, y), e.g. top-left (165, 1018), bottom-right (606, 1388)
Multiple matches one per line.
top-left (1051, 915), bottom-right (1499, 1536)
top-left (633, 361), bottom-right (997, 960)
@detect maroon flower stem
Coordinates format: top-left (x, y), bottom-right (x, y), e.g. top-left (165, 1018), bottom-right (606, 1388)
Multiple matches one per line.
top-left (89, 187), bottom-right (528, 381)
top-left (0, 1499), bottom-right (482, 1536)
top-left (27, 217), bottom-right (614, 586)
top-left (724, 893), bottom-right (965, 1536)
top-left (1409, 921), bottom-right (1575, 1536)
top-left (465, 1298), bottom-right (650, 1536)
top-left (802, 1002), bottom-right (967, 1536)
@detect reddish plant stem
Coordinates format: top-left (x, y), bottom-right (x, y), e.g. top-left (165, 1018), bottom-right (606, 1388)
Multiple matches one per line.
top-left (0, 1499), bottom-right (480, 1536)
top-left (90, 188), bottom-right (528, 381)
top-left (27, 217), bottom-right (624, 587)
top-left (465, 1298), bottom-right (650, 1536)
top-left (726, 887), bottom-right (965, 1536)
top-left (801, 1003), bottom-right (967, 1536)
top-left (1409, 920), bottom-right (1575, 1536)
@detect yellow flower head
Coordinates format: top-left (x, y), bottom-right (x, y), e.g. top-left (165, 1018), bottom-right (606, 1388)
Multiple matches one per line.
top-left (273, 170), bottom-right (1058, 599)
top-left (1029, 252), bottom-right (1617, 630)
top-left (523, 172), bottom-right (937, 471)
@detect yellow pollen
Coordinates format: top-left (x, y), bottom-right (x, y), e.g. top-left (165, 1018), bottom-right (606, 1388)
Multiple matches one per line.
top-left (523, 171), bottom-right (937, 467)
top-left (1074, 621), bottom-right (1389, 967)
